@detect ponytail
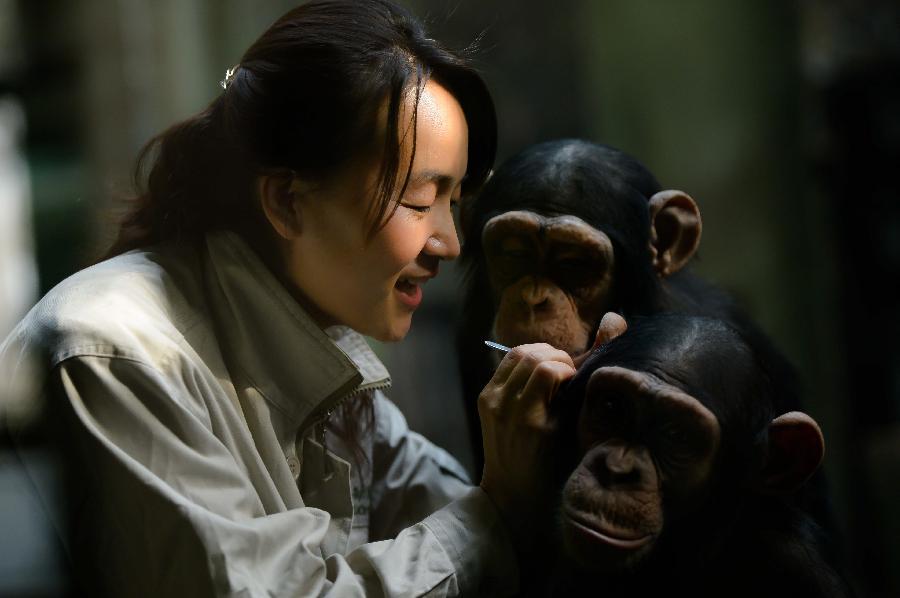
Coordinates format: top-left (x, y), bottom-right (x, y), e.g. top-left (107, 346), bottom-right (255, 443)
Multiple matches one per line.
top-left (102, 97), bottom-right (257, 259)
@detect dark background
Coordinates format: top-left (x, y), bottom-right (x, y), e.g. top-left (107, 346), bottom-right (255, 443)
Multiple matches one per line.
top-left (0, 1), bottom-right (897, 595)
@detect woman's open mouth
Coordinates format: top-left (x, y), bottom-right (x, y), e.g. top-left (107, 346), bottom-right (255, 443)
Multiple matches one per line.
top-left (395, 278), bottom-right (424, 309)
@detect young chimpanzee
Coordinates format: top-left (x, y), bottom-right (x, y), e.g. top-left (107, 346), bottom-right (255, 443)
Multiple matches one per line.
top-left (458, 140), bottom-right (797, 463)
top-left (538, 314), bottom-right (851, 598)
top-left (457, 139), bottom-right (837, 542)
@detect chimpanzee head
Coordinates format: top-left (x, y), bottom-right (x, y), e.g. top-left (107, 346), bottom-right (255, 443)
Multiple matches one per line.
top-left (460, 139), bottom-right (702, 357)
top-left (555, 314), bottom-right (824, 574)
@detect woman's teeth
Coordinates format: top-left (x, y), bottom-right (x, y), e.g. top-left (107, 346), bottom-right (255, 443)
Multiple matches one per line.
top-left (398, 276), bottom-right (426, 287)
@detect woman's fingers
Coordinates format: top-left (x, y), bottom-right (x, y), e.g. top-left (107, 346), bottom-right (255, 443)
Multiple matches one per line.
top-left (482, 343), bottom-right (574, 419)
top-left (519, 359), bottom-right (575, 423)
top-left (486, 346), bottom-right (522, 386)
top-left (478, 343), bottom-right (577, 544)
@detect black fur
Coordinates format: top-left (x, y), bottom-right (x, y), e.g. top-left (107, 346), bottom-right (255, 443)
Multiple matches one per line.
top-left (539, 314), bottom-right (852, 598)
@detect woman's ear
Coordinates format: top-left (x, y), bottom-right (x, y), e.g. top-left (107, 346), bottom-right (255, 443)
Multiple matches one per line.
top-left (647, 190), bottom-right (702, 277)
top-left (754, 411), bottom-right (825, 495)
top-left (258, 171), bottom-right (305, 239)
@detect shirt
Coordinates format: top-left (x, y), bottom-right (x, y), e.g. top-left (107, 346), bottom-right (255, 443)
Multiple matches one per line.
top-left (0, 230), bottom-right (517, 597)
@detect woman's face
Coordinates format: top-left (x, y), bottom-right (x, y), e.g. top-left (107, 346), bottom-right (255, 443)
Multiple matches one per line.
top-left (283, 80), bottom-right (469, 341)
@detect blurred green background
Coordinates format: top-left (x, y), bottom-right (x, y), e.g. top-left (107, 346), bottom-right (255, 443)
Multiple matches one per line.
top-left (1, 0), bottom-right (898, 595)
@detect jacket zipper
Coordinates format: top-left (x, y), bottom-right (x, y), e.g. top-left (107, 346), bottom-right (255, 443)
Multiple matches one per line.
top-left (308, 379), bottom-right (392, 481)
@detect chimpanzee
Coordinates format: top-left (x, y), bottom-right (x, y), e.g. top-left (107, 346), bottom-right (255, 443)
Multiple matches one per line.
top-left (457, 138), bottom-right (840, 555)
top-left (536, 314), bottom-right (851, 598)
top-left (458, 139), bottom-right (802, 470)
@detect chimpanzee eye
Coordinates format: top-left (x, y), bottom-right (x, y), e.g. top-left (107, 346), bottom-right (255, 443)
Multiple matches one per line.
top-left (657, 423), bottom-right (694, 453)
top-left (557, 258), bottom-right (590, 270)
top-left (595, 395), bottom-right (628, 428)
top-left (553, 256), bottom-right (606, 291)
top-left (664, 427), bottom-right (688, 444)
top-left (580, 393), bottom-right (635, 447)
top-left (600, 398), bottom-right (618, 415)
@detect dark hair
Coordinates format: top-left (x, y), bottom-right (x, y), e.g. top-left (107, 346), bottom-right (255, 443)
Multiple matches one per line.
top-left (104, 0), bottom-right (496, 257)
top-left (104, 0), bottom-right (496, 462)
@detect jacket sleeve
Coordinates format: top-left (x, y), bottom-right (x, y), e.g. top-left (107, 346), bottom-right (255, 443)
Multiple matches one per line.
top-left (367, 392), bottom-right (518, 594)
top-left (50, 355), bottom-right (517, 597)
top-left (369, 392), bottom-right (472, 537)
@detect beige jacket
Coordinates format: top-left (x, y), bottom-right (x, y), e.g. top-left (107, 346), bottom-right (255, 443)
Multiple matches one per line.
top-left (0, 231), bottom-right (516, 597)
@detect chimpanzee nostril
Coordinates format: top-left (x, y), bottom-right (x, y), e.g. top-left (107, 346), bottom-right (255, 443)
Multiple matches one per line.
top-left (521, 280), bottom-right (553, 309)
top-left (587, 444), bottom-right (643, 489)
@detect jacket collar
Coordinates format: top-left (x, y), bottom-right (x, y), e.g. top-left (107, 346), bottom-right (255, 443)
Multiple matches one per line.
top-left (202, 230), bottom-right (390, 426)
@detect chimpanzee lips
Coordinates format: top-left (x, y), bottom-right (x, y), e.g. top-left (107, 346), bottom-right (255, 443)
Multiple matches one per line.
top-left (562, 507), bottom-right (654, 551)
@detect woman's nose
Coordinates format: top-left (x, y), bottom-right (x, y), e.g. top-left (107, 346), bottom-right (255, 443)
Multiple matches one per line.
top-left (426, 211), bottom-right (461, 260)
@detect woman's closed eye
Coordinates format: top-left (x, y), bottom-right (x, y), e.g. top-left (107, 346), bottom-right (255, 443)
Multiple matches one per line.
top-left (401, 202), bottom-right (432, 213)
top-left (399, 186), bottom-right (436, 213)
top-left (401, 192), bottom-right (458, 214)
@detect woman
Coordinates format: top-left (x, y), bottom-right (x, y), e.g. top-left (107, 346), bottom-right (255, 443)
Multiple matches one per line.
top-left (0, 1), bottom-right (578, 595)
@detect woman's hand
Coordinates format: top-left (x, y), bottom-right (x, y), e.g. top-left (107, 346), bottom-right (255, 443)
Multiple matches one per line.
top-left (478, 343), bottom-right (575, 544)
top-left (478, 313), bottom-right (628, 548)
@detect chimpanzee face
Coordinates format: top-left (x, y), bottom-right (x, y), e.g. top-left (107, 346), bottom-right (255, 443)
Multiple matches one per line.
top-left (469, 142), bottom-right (702, 362)
top-left (482, 210), bottom-right (617, 356)
top-left (560, 365), bottom-right (721, 571)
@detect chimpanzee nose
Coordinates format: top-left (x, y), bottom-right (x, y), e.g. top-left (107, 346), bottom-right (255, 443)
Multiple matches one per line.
top-left (521, 278), bottom-right (552, 310)
top-left (589, 444), bottom-right (644, 489)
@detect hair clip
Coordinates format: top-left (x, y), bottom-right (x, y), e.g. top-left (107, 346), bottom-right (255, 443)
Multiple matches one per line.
top-left (220, 65), bottom-right (240, 90)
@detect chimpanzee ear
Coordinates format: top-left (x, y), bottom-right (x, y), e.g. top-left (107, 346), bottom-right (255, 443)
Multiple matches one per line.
top-left (647, 190), bottom-right (702, 277)
top-left (755, 411), bottom-right (825, 495)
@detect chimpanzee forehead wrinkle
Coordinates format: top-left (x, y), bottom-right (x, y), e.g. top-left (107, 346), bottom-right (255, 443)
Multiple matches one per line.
top-left (581, 315), bottom-right (764, 417)
top-left (482, 211), bottom-right (613, 251)
top-left (589, 364), bottom-right (695, 406)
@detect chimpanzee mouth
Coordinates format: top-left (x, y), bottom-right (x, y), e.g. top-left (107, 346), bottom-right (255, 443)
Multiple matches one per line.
top-left (562, 508), bottom-right (654, 551)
